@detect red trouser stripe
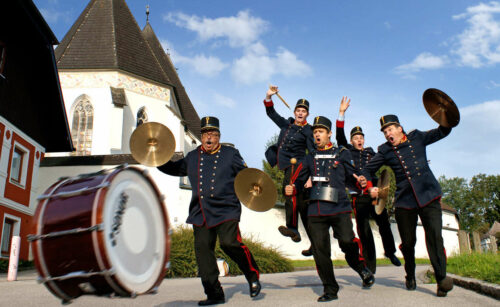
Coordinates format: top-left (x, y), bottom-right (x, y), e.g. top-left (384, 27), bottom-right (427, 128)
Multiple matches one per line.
top-left (353, 237), bottom-right (366, 263)
top-left (237, 227), bottom-right (260, 279)
top-left (289, 163), bottom-right (303, 227)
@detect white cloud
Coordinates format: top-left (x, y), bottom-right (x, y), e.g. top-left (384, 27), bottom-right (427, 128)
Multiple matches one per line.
top-left (39, 8), bottom-right (63, 23)
top-left (452, 1), bottom-right (500, 67)
top-left (231, 43), bottom-right (312, 84)
top-left (164, 10), bottom-right (268, 48)
top-left (384, 21), bottom-right (392, 29)
top-left (394, 52), bottom-right (448, 76)
top-left (489, 80), bottom-right (500, 87)
top-left (429, 100), bottom-right (500, 178)
top-left (160, 40), bottom-right (228, 77)
top-left (213, 93), bottom-right (236, 108)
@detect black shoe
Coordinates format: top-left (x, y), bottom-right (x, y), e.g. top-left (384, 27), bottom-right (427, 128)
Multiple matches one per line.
top-left (249, 280), bottom-right (261, 298)
top-left (278, 226), bottom-right (301, 242)
top-left (359, 267), bottom-right (375, 288)
top-left (387, 254), bottom-right (402, 267)
top-left (317, 293), bottom-right (338, 302)
top-left (301, 247), bottom-right (313, 257)
top-left (198, 297), bottom-right (225, 306)
top-left (437, 276), bottom-right (453, 297)
top-left (405, 276), bottom-right (416, 290)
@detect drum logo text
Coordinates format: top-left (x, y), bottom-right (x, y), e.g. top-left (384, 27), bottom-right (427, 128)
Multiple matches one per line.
top-left (110, 192), bottom-right (129, 247)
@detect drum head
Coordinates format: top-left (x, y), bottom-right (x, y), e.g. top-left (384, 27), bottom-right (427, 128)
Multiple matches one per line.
top-left (102, 169), bottom-right (166, 294)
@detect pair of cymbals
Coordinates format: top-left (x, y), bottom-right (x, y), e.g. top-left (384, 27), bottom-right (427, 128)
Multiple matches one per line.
top-left (374, 169), bottom-right (391, 215)
top-left (423, 88), bottom-right (460, 128)
top-left (235, 168), bottom-right (277, 212)
top-left (130, 122), bottom-right (176, 167)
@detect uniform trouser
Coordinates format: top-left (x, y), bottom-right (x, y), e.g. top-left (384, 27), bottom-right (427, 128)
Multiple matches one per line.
top-left (283, 166), bottom-right (312, 242)
top-left (395, 199), bottom-right (447, 282)
top-left (193, 221), bottom-right (260, 298)
top-left (308, 213), bottom-right (366, 295)
top-left (352, 195), bottom-right (397, 273)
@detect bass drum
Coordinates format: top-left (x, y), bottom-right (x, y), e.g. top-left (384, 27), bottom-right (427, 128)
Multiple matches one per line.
top-left (29, 165), bottom-right (170, 303)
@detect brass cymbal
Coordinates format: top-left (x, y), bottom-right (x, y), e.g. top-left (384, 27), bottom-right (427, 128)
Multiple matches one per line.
top-left (375, 169), bottom-right (391, 215)
top-left (234, 168), bottom-right (277, 212)
top-left (129, 122), bottom-right (176, 167)
top-left (423, 88), bottom-right (460, 128)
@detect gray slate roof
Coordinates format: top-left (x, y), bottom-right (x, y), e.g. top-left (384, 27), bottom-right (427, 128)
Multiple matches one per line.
top-left (55, 0), bottom-right (170, 85)
top-left (142, 22), bottom-right (201, 139)
top-left (54, 0), bottom-right (201, 139)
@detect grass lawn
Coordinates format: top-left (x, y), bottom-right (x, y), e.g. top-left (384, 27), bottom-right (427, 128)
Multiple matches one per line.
top-left (291, 258), bottom-right (430, 268)
top-left (446, 252), bottom-right (499, 284)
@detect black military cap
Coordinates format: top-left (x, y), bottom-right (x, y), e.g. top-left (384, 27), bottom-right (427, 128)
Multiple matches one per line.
top-left (295, 98), bottom-right (309, 111)
top-left (380, 114), bottom-right (400, 131)
top-left (350, 126), bottom-right (364, 138)
top-left (201, 116), bottom-right (220, 132)
top-left (312, 116), bottom-right (332, 132)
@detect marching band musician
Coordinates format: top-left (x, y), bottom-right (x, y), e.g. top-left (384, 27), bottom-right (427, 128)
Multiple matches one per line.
top-left (336, 97), bottom-right (401, 274)
top-left (158, 116), bottom-right (261, 305)
top-left (285, 116), bottom-right (375, 302)
top-left (263, 85), bottom-right (315, 256)
top-left (360, 115), bottom-right (454, 297)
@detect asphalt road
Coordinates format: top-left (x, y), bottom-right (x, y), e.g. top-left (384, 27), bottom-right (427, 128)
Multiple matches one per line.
top-left (0, 266), bottom-right (497, 306)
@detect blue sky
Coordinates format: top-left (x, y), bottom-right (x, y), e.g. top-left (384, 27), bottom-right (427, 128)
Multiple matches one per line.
top-left (34, 0), bottom-right (500, 179)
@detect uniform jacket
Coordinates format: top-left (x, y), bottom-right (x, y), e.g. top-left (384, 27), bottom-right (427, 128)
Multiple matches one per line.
top-left (264, 100), bottom-right (315, 170)
top-left (158, 144), bottom-right (246, 227)
top-left (303, 144), bottom-right (359, 216)
top-left (362, 126), bottom-right (451, 209)
top-left (336, 120), bottom-right (377, 193)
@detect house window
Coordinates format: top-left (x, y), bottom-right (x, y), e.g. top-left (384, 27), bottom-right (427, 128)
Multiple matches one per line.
top-left (137, 107), bottom-right (148, 127)
top-left (71, 98), bottom-right (93, 156)
top-left (0, 41), bottom-right (5, 78)
top-left (1, 219), bottom-right (14, 257)
top-left (10, 147), bottom-right (25, 184)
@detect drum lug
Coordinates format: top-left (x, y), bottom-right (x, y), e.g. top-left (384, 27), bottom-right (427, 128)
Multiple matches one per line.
top-left (130, 291), bottom-right (138, 298)
top-left (160, 194), bottom-right (166, 201)
top-left (166, 261), bottom-right (171, 269)
top-left (141, 168), bottom-right (150, 176)
top-left (61, 299), bottom-right (73, 305)
top-left (148, 287), bottom-right (158, 295)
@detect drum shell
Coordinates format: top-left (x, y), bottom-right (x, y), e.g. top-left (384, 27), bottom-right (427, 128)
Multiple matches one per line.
top-left (31, 167), bottom-right (170, 300)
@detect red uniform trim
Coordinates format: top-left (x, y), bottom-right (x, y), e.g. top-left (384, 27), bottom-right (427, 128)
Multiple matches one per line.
top-left (353, 237), bottom-right (366, 263)
top-left (237, 226), bottom-right (260, 279)
top-left (263, 99), bottom-right (274, 107)
top-left (317, 142), bottom-right (333, 151)
top-left (336, 120), bottom-right (344, 128)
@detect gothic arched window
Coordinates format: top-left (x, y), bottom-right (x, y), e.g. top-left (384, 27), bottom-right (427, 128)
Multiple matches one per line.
top-left (71, 97), bottom-right (93, 156)
top-left (137, 107), bottom-right (148, 127)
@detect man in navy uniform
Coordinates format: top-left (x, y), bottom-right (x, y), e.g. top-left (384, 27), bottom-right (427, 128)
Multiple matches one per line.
top-left (360, 114), bottom-right (454, 297)
top-left (158, 116), bottom-right (261, 305)
top-left (264, 85), bottom-right (315, 256)
top-left (335, 97), bottom-right (401, 273)
top-left (285, 116), bottom-right (374, 302)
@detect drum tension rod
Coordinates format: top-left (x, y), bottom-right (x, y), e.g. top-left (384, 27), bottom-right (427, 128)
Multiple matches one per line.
top-left (37, 268), bottom-right (116, 283)
top-left (28, 224), bottom-right (103, 241)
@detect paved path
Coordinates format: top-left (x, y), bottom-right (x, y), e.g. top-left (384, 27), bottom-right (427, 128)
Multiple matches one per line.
top-left (0, 266), bottom-right (497, 306)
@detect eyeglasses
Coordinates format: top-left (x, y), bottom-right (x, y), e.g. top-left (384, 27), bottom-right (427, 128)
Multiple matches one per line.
top-left (202, 131), bottom-right (220, 137)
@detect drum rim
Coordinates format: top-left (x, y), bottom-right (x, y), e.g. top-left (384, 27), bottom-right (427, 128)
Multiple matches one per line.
top-left (92, 166), bottom-right (170, 295)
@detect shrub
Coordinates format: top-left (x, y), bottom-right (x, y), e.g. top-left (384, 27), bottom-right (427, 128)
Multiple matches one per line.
top-left (166, 226), bottom-right (293, 278)
top-left (0, 259), bottom-right (34, 273)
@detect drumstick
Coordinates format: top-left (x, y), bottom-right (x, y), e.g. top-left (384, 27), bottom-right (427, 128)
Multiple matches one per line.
top-left (290, 158), bottom-right (297, 185)
top-left (269, 85), bottom-right (291, 109)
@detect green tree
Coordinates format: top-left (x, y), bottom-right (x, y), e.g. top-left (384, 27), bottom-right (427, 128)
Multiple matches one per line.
top-left (439, 174), bottom-right (500, 232)
top-left (262, 134), bottom-right (285, 203)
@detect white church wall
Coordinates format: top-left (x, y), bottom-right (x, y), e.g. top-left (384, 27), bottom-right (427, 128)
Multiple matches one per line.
top-left (239, 208), bottom-right (460, 260)
top-left (122, 90), bottom-right (183, 153)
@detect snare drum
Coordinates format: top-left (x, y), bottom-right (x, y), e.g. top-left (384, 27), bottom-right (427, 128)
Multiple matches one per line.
top-left (29, 165), bottom-right (170, 303)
